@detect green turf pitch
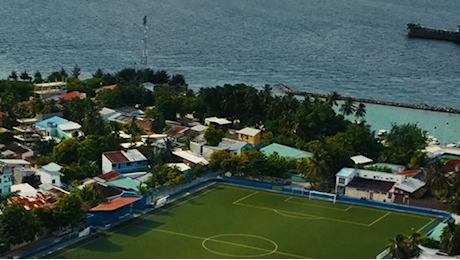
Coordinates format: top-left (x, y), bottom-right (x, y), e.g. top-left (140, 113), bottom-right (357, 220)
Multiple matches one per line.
top-left (45, 185), bottom-right (441, 259)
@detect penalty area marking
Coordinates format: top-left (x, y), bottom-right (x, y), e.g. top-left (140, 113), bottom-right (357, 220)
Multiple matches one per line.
top-left (274, 209), bottom-right (323, 220)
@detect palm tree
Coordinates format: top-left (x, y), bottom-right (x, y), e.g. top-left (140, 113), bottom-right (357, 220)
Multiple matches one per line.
top-left (426, 161), bottom-right (450, 199)
top-left (388, 234), bottom-right (410, 259)
top-left (440, 222), bottom-right (460, 255)
top-left (76, 184), bottom-right (105, 207)
top-left (355, 103), bottom-right (366, 120)
top-left (339, 98), bottom-right (356, 116)
top-left (326, 91), bottom-right (340, 107)
top-left (387, 233), bottom-right (421, 259)
top-left (297, 155), bottom-right (330, 190)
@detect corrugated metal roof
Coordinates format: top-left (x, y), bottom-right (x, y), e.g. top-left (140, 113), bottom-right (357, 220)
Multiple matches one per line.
top-left (260, 143), bottom-right (312, 159)
top-left (105, 177), bottom-right (141, 192)
top-left (89, 197), bottom-right (140, 212)
top-left (123, 149), bottom-right (147, 162)
top-left (97, 171), bottom-right (123, 181)
top-left (103, 151), bottom-right (129, 163)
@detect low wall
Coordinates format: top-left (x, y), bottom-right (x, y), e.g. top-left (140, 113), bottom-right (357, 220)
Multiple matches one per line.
top-left (21, 175), bottom-right (451, 259)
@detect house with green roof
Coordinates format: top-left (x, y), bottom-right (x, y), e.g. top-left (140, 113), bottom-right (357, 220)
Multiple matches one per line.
top-left (104, 177), bottom-right (141, 193)
top-left (260, 143), bottom-right (313, 160)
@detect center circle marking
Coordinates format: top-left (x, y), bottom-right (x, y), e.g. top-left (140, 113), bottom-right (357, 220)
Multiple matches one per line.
top-left (202, 234), bottom-right (278, 258)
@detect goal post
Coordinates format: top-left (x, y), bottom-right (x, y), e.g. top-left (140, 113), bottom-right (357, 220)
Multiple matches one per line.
top-left (155, 196), bottom-right (170, 208)
top-left (309, 190), bottom-right (337, 204)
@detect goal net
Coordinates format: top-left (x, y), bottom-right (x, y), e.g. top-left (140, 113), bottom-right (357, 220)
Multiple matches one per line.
top-left (155, 196), bottom-right (169, 208)
top-left (309, 190), bottom-right (337, 203)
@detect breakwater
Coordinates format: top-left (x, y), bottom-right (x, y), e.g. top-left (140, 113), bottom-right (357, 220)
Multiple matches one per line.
top-left (276, 84), bottom-right (460, 114)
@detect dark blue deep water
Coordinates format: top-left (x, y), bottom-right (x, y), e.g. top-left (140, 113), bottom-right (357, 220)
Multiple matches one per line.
top-left (1, 0), bottom-right (460, 108)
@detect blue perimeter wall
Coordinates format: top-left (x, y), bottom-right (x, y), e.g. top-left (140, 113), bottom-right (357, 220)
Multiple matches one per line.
top-left (21, 176), bottom-right (451, 259)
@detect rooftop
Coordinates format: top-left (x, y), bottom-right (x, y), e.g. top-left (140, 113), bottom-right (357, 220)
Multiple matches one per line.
top-left (236, 127), bottom-right (261, 137)
top-left (105, 177), bottom-right (141, 192)
top-left (34, 81), bottom-right (67, 88)
top-left (89, 197), bottom-right (141, 212)
top-left (59, 91), bottom-right (86, 101)
top-left (347, 178), bottom-right (395, 193)
top-left (104, 151), bottom-right (129, 163)
top-left (394, 177), bottom-right (426, 194)
top-left (0, 143), bottom-right (29, 155)
top-left (0, 159), bottom-right (30, 165)
top-left (260, 143), bottom-right (313, 159)
top-left (205, 117), bottom-right (232, 126)
top-left (97, 171), bottom-right (123, 182)
top-left (190, 124), bottom-right (208, 133)
top-left (172, 150), bottom-right (209, 165)
top-left (123, 149), bottom-right (147, 162)
top-left (35, 116), bottom-right (74, 129)
top-left (42, 162), bottom-right (62, 173)
top-left (209, 138), bottom-right (249, 152)
top-left (350, 155), bottom-right (373, 165)
top-left (166, 125), bottom-right (190, 139)
top-left (336, 167), bottom-right (356, 178)
top-left (167, 163), bottom-right (191, 172)
top-left (94, 183), bottom-right (124, 199)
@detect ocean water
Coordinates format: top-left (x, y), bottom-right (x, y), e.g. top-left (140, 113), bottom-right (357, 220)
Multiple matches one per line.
top-left (1, 0), bottom-right (460, 141)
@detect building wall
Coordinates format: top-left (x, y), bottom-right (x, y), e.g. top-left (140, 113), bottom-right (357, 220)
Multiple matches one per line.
top-left (345, 186), bottom-right (394, 203)
top-left (0, 174), bottom-right (12, 195)
top-left (87, 204), bottom-right (134, 227)
top-left (190, 141), bottom-right (203, 156)
top-left (102, 156), bottom-right (113, 174)
top-left (40, 172), bottom-right (62, 187)
top-left (238, 133), bottom-right (261, 146)
top-left (102, 155), bottom-right (148, 174)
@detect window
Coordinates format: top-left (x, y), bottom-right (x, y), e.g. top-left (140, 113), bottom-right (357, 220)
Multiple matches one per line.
top-left (52, 179), bottom-right (56, 184)
top-left (126, 163), bottom-right (132, 167)
top-left (0, 189), bottom-right (2, 194)
top-left (338, 178), bottom-right (345, 184)
top-left (388, 193), bottom-right (392, 199)
top-left (137, 161), bottom-right (142, 165)
top-left (112, 164), bottom-right (116, 168)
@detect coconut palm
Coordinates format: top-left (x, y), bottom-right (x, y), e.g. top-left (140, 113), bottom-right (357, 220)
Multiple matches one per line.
top-left (326, 91), bottom-right (340, 107)
top-left (297, 155), bottom-right (330, 190)
top-left (426, 161), bottom-right (450, 199)
top-left (440, 222), bottom-right (460, 255)
top-left (388, 234), bottom-right (411, 259)
top-left (339, 98), bottom-right (356, 116)
top-left (355, 103), bottom-right (366, 119)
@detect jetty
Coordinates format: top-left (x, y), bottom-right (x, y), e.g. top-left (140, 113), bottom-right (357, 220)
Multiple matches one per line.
top-left (275, 84), bottom-right (460, 114)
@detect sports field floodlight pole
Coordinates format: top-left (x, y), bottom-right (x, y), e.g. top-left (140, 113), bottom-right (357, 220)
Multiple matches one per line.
top-left (443, 122), bottom-right (449, 146)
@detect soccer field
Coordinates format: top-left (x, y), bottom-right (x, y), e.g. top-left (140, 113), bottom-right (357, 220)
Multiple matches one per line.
top-left (45, 184), bottom-right (441, 259)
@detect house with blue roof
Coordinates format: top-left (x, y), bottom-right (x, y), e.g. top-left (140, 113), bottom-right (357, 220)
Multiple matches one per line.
top-left (35, 116), bottom-right (82, 140)
top-left (260, 143), bottom-right (313, 160)
top-left (190, 135), bottom-right (251, 160)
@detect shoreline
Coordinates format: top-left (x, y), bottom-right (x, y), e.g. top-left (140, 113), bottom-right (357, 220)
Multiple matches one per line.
top-left (275, 84), bottom-right (460, 114)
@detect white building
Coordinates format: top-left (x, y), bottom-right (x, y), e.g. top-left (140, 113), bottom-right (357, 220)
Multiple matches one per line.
top-left (37, 162), bottom-right (64, 187)
top-left (335, 167), bottom-right (425, 203)
top-left (102, 149), bottom-right (148, 174)
top-left (204, 117), bottom-right (232, 127)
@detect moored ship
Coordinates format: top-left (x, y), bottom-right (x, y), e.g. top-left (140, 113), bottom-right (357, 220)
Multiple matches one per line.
top-left (407, 23), bottom-right (460, 43)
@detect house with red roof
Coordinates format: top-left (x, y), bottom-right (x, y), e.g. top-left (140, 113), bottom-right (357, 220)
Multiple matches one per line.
top-left (86, 197), bottom-right (140, 227)
top-left (58, 91), bottom-right (86, 101)
top-left (101, 149), bottom-right (148, 174)
top-left (96, 84), bottom-right (117, 93)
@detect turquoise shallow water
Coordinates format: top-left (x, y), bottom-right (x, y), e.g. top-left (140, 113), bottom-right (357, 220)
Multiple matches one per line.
top-left (338, 102), bottom-right (460, 145)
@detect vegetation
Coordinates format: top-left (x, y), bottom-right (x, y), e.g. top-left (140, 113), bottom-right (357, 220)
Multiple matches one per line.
top-left (204, 125), bottom-right (225, 146)
top-left (387, 231), bottom-right (422, 259)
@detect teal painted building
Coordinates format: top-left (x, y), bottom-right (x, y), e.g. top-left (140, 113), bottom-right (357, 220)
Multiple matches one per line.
top-left (260, 143), bottom-right (313, 160)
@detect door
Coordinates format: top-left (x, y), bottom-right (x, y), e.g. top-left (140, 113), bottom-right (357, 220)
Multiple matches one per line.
top-left (369, 191), bottom-right (374, 200)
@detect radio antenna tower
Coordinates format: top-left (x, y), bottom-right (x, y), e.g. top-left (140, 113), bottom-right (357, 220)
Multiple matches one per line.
top-left (141, 16), bottom-right (148, 69)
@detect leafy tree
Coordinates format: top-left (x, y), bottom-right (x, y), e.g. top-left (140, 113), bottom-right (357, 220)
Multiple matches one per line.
top-left (381, 123), bottom-right (427, 165)
top-left (145, 108), bottom-right (165, 133)
top-left (76, 184), bottom-right (105, 207)
top-left (137, 182), bottom-right (153, 195)
top-left (297, 155), bottom-right (331, 190)
top-left (52, 193), bottom-right (85, 229)
top-left (204, 125), bottom-right (225, 146)
top-left (33, 207), bottom-right (55, 231)
top-left (236, 150), bottom-right (268, 177)
top-left (209, 150), bottom-right (232, 170)
top-left (169, 74), bottom-right (186, 86)
top-left (71, 64), bottom-right (81, 79)
top-left (440, 222), bottom-right (460, 255)
top-left (0, 204), bottom-right (41, 245)
top-left (53, 138), bottom-right (80, 165)
top-left (96, 88), bottom-right (123, 108)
